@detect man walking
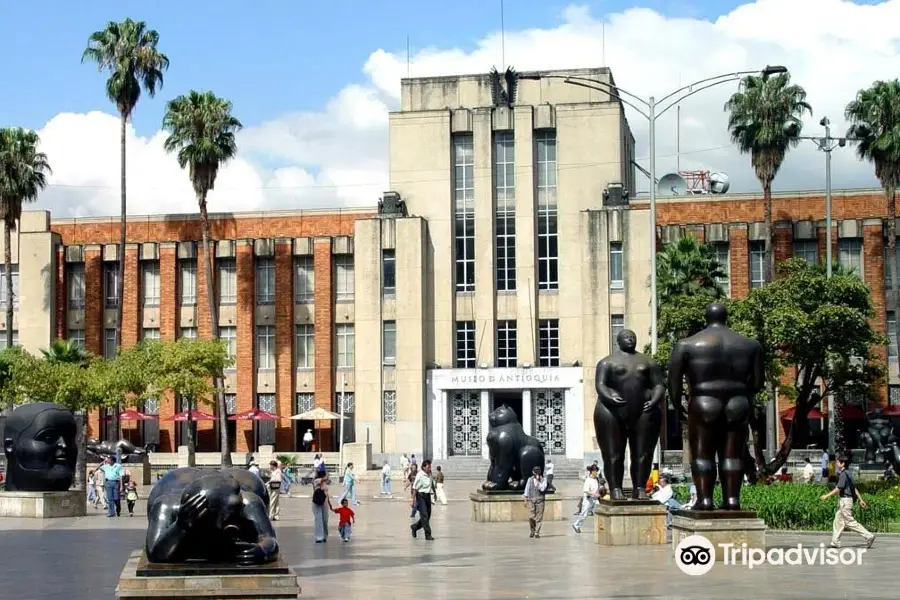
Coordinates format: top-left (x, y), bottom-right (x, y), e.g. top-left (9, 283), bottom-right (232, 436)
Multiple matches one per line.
top-left (100, 453), bottom-right (123, 518)
top-left (410, 459), bottom-right (435, 541)
top-left (434, 465), bottom-right (447, 506)
top-left (573, 465), bottom-right (601, 534)
top-left (820, 456), bottom-right (875, 548)
top-left (523, 466), bottom-right (548, 538)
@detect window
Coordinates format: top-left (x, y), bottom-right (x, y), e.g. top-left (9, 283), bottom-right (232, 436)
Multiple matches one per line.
top-left (494, 131), bottom-right (516, 292)
top-left (0, 331), bottom-right (19, 349)
top-left (885, 245), bottom-right (900, 289)
top-left (256, 325), bottom-right (275, 369)
top-left (336, 323), bottom-right (355, 368)
top-left (382, 250), bottom-right (396, 296)
top-left (793, 240), bottom-right (817, 266)
top-left (295, 324), bottom-right (314, 369)
top-left (749, 241), bottom-right (766, 289)
top-left (224, 393), bottom-right (237, 415)
top-left (0, 265), bottom-right (19, 308)
top-left (838, 239), bottom-right (863, 277)
top-left (609, 242), bottom-right (624, 290)
top-left (538, 319), bottom-right (560, 367)
top-left (219, 326), bottom-right (237, 367)
top-left (496, 320), bottom-right (517, 368)
top-left (296, 393), bottom-right (314, 414)
top-left (68, 329), bottom-right (85, 347)
top-left (712, 242), bottom-right (730, 294)
top-left (180, 327), bottom-right (197, 339)
top-left (453, 134), bottom-right (475, 293)
top-left (383, 391), bottom-right (397, 424)
top-left (610, 314), bottom-right (625, 352)
top-left (141, 261), bottom-right (160, 307)
top-left (536, 131), bottom-right (558, 290)
top-left (103, 262), bottom-right (119, 309)
top-left (256, 258), bottom-right (275, 305)
top-left (335, 255), bottom-right (354, 302)
top-left (142, 328), bottom-right (160, 341)
top-left (382, 321), bottom-right (397, 365)
top-left (889, 311), bottom-right (897, 359)
top-left (455, 321), bottom-right (476, 368)
top-left (256, 393), bottom-right (276, 446)
top-left (104, 328), bottom-right (118, 359)
top-left (180, 260), bottom-right (196, 306)
top-left (335, 392), bottom-right (356, 443)
top-left (68, 264), bottom-right (86, 309)
top-left (218, 259), bottom-right (237, 305)
top-left (294, 257), bottom-right (314, 303)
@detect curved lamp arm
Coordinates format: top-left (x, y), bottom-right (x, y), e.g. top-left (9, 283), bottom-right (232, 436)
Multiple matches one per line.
top-left (561, 76), bottom-right (650, 108)
top-left (654, 76), bottom-right (744, 120)
top-left (519, 73), bottom-right (650, 119)
top-left (563, 79), bottom-right (650, 120)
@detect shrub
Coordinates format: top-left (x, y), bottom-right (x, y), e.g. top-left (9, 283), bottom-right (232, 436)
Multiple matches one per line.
top-left (672, 482), bottom-right (900, 532)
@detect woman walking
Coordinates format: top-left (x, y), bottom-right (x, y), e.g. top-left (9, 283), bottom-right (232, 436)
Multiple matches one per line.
top-left (337, 462), bottom-right (358, 507)
top-left (312, 472), bottom-right (332, 543)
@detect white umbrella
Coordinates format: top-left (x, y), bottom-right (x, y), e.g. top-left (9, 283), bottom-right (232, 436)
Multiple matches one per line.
top-left (290, 407), bottom-right (346, 452)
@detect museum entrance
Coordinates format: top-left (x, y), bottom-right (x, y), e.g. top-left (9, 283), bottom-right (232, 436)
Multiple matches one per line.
top-left (449, 390), bottom-right (481, 456)
top-left (491, 390), bottom-right (522, 424)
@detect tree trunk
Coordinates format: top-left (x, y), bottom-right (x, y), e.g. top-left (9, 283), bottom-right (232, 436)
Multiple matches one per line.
top-left (187, 403), bottom-right (196, 467)
top-left (115, 112), bottom-right (128, 441)
top-left (4, 221), bottom-right (13, 351)
top-left (887, 184), bottom-right (900, 378)
top-left (74, 409), bottom-right (88, 490)
top-left (199, 193), bottom-right (231, 467)
top-left (680, 419), bottom-right (690, 473)
top-left (763, 179), bottom-right (774, 283)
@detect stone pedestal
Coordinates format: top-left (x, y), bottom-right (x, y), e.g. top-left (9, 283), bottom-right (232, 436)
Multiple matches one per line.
top-left (116, 550), bottom-right (301, 599)
top-left (342, 443), bottom-right (373, 471)
top-left (0, 489), bottom-right (86, 518)
top-left (593, 499), bottom-right (668, 546)
top-left (671, 510), bottom-right (767, 560)
top-left (469, 490), bottom-right (563, 522)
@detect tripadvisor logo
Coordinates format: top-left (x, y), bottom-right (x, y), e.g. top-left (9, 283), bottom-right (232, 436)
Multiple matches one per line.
top-left (675, 535), bottom-right (867, 575)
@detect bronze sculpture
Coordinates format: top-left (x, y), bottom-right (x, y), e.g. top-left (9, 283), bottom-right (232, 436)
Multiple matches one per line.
top-left (594, 329), bottom-right (665, 500)
top-left (482, 405), bottom-right (548, 492)
top-left (667, 303), bottom-right (764, 510)
top-left (3, 402), bottom-right (77, 492)
top-left (145, 467), bottom-right (278, 564)
top-left (859, 411), bottom-right (897, 464)
top-left (86, 438), bottom-right (148, 463)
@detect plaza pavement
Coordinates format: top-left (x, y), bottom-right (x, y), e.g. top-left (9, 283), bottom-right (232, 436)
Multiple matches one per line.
top-left (0, 478), bottom-right (895, 599)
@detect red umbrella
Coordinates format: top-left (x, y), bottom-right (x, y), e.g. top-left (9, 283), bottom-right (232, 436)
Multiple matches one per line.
top-left (164, 409), bottom-right (215, 422)
top-left (879, 405), bottom-right (900, 417)
top-left (118, 409), bottom-right (157, 421)
top-left (228, 408), bottom-right (278, 421)
top-left (780, 406), bottom-right (823, 420)
top-left (839, 405), bottom-right (866, 420)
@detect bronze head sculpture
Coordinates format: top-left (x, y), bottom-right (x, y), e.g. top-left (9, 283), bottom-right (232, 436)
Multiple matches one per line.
top-left (3, 402), bottom-right (77, 492)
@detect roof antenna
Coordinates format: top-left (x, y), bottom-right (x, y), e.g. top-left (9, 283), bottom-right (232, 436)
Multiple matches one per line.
top-left (500, 0), bottom-right (506, 70)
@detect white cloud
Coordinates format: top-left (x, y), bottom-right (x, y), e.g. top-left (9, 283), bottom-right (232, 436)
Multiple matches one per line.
top-left (33, 0), bottom-right (900, 218)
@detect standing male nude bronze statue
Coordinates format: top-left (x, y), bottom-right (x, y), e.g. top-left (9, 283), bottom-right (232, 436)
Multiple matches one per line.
top-left (667, 303), bottom-right (765, 510)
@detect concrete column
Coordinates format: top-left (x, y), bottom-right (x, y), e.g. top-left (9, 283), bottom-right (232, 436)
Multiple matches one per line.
top-left (235, 240), bottom-right (255, 452)
top-left (514, 108), bottom-right (537, 366)
top-left (435, 390), bottom-right (448, 460)
top-left (473, 109), bottom-right (495, 365)
top-left (522, 389), bottom-right (532, 435)
top-left (274, 239), bottom-right (295, 450)
top-left (480, 390), bottom-right (490, 459)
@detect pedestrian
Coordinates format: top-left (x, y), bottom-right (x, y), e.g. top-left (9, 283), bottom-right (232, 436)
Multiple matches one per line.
top-left (410, 459), bottom-right (435, 541)
top-left (820, 456), bottom-right (875, 549)
top-left (651, 474), bottom-right (681, 530)
top-left (125, 481), bottom-right (138, 517)
top-left (333, 498), bottom-right (356, 542)
top-left (311, 472), bottom-right (332, 543)
top-left (268, 460), bottom-right (283, 521)
top-left (434, 465), bottom-right (447, 506)
top-left (802, 457), bottom-right (816, 483)
top-left (93, 465), bottom-right (107, 510)
top-left (400, 453), bottom-right (410, 482)
top-left (544, 458), bottom-right (554, 490)
top-left (381, 461), bottom-right (392, 495)
top-left (574, 465), bottom-right (592, 515)
top-left (572, 465), bottom-right (601, 534)
top-left (337, 462), bottom-right (358, 507)
top-left (249, 461), bottom-right (260, 477)
top-left (820, 449), bottom-right (829, 483)
top-left (410, 454), bottom-right (417, 468)
top-left (303, 429), bottom-right (314, 452)
top-left (406, 463), bottom-right (419, 517)
top-left (523, 465), bottom-right (548, 538)
top-left (87, 470), bottom-right (97, 506)
top-left (99, 453), bottom-right (123, 518)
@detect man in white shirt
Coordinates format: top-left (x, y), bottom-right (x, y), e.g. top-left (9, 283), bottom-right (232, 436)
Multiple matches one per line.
top-left (803, 458), bottom-right (816, 483)
top-left (523, 466), bottom-right (548, 538)
top-left (249, 462), bottom-right (260, 476)
top-left (544, 459), bottom-right (555, 491)
top-left (572, 466), bottom-right (601, 533)
top-left (268, 461), bottom-right (283, 521)
top-left (410, 460), bottom-right (435, 540)
top-left (381, 461), bottom-right (392, 495)
top-left (302, 429), bottom-right (314, 452)
top-left (651, 474), bottom-right (681, 528)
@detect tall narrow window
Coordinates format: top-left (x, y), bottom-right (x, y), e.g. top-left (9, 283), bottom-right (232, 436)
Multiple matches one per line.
top-left (793, 240), bottom-right (817, 266)
top-left (609, 242), bottom-right (624, 290)
top-left (382, 250), bottom-right (396, 296)
top-left (255, 258), bottom-right (275, 305)
top-left (538, 319), bottom-right (560, 367)
top-left (712, 242), bottom-right (730, 295)
top-left (610, 314), bottom-right (625, 352)
top-left (494, 131), bottom-right (516, 291)
top-left (335, 255), bottom-right (355, 302)
top-left (496, 320), bottom-right (517, 368)
top-left (256, 325), bottom-right (275, 369)
top-left (219, 326), bottom-right (237, 367)
top-left (104, 262), bottom-right (120, 308)
top-left (885, 245), bottom-right (900, 290)
top-left (180, 327), bottom-right (197, 339)
top-left (536, 131), bottom-right (558, 290)
top-left (256, 393), bottom-right (276, 446)
top-left (838, 239), bottom-right (863, 277)
top-left (142, 261), bottom-right (160, 307)
top-left (295, 324), bottom-right (315, 369)
top-left (455, 321), bottom-right (476, 368)
top-left (68, 264), bottom-right (86, 309)
top-left (888, 311), bottom-right (897, 359)
top-left (0, 265), bottom-right (19, 309)
top-left (294, 256), bottom-right (314, 303)
top-left (179, 260), bottom-right (196, 306)
top-left (0, 331), bottom-right (19, 349)
top-left (68, 329), bottom-right (85, 348)
top-left (218, 259), bottom-right (237, 305)
top-left (453, 134), bottom-right (475, 292)
top-left (104, 328), bottom-right (118, 359)
top-left (142, 328), bottom-right (160, 341)
top-left (382, 321), bottom-right (397, 365)
top-left (749, 241), bottom-right (766, 289)
top-left (336, 323), bottom-right (355, 368)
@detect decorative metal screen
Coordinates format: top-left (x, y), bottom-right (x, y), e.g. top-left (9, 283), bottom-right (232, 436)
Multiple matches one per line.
top-left (296, 393), bottom-right (314, 413)
top-left (890, 385), bottom-right (900, 406)
top-left (533, 389), bottom-right (566, 454)
top-left (450, 390), bottom-right (481, 456)
top-left (383, 391), bottom-right (398, 424)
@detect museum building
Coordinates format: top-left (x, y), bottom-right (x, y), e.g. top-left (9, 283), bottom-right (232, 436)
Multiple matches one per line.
top-left (0, 67), bottom-right (898, 458)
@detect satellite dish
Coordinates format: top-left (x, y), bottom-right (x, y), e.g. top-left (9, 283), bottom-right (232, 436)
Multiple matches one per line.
top-left (657, 173), bottom-right (687, 196)
top-left (710, 172), bottom-right (730, 194)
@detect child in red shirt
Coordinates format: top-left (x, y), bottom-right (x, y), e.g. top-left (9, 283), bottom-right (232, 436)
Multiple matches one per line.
top-left (333, 498), bottom-right (355, 541)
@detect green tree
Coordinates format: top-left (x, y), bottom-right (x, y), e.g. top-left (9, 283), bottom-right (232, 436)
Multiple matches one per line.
top-left (0, 128), bottom-right (51, 349)
top-left (41, 338), bottom-right (91, 365)
top-left (81, 19), bottom-right (169, 359)
top-left (724, 73), bottom-right (812, 283)
top-left (162, 91), bottom-right (242, 467)
top-left (845, 79), bottom-right (900, 369)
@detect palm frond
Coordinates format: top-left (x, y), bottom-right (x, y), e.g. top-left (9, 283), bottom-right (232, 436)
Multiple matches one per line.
top-left (0, 128), bottom-right (52, 229)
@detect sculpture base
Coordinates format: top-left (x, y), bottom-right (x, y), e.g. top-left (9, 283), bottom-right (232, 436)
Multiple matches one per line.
top-left (671, 510), bottom-right (767, 561)
top-left (593, 499), bottom-right (668, 546)
top-left (116, 550), bottom-right (301, 599)
top-left (0, 489), bottom-right (86, 518)
top-left (469, 491), bottom-right (563, 522)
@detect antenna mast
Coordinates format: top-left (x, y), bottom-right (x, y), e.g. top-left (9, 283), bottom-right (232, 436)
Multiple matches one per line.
top-left (676, 73), bottom-right (682, 171)
top-left (500, 0), bottom-right (506, 70)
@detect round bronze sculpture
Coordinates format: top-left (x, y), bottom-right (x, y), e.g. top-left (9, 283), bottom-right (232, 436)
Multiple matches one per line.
top-left (859, 411), bottom-right (897, 464)
top-left (594, 329), bottom-right (665, 500)
top-left (667, 303), bottom-right (765, 510)
top-left (145, 467), bottom-right (278, 564)
top-left (2, 402), bottom-right (77, 492)
top-left (482, 405), bottom-right (548, 491)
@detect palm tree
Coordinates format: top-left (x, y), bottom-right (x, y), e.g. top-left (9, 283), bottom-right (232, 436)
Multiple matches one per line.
top-left (162, 91), bottom-right (242, 467)
top-left (724, 73), bottom-right (812, 284)
top-left (0, 128), bottom-right (51, 349)
top-left (81, 19), bottom-right (169, 355)
top-left (656, 235), bottom-right (727, 306)
top-left (41, 338), bottom-right (91, 365)
top-left (845, 79), bottom-right (900, 365)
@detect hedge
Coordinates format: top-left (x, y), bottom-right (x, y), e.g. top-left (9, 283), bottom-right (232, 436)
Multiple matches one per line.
top-left (672, 482), bottom-right (900, 532)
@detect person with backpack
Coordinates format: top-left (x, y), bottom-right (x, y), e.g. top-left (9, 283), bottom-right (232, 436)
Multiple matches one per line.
top-left (311, 472), bottom-right (332, 543)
